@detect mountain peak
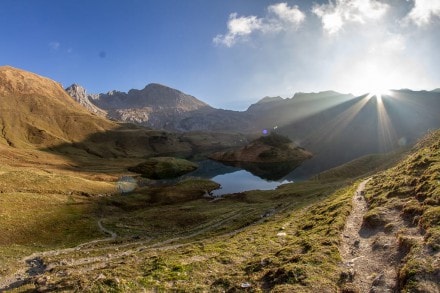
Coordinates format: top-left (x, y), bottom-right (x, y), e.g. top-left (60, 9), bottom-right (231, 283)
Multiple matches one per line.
top-left (95, 83), bottom-right (210, 111)
top-left (65, 84), bottom-right (106, 116)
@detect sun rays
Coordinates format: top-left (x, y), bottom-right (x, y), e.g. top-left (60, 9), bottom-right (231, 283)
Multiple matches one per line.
top-left (373, 92), bottom-right (398, 152)
top-left (300, 90), bottom-right (399, 152)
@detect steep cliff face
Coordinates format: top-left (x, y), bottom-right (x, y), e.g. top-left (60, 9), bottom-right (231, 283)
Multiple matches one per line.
top-left (65, 84), bottom-right (106, 117)
top-left (65, 82), bottom-right (440, 173)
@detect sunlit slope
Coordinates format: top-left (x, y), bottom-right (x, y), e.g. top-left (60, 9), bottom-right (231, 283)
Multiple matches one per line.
top-left (0, 66), bottom-right (116, 148)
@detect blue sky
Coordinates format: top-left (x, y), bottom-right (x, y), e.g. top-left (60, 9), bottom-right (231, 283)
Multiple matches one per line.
top-left (1, 0), bottom-right (439, 110)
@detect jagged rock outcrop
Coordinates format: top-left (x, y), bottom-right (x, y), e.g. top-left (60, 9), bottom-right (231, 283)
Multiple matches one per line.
top-left (94, 83), bottom-right (209, 110)
top-left (66, 83), bottom-right (218, 129)
top-left (65, 84), bottom-right (106, 117)
top-left (0, 66), bottom-right (248, 158)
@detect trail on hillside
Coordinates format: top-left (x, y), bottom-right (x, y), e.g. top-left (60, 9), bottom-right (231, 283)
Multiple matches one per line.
top-left (0, 219), bottom-right (117, 291)
top-left (0, 200), bottom-right (290, 291)
top-left (339, 179), bottom-right (423, 292)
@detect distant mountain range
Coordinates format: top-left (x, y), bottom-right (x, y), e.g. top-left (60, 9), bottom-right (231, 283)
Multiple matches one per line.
top-left (66, 82), bottom-right (440, 172)
top-left (1, 65), bottom-right (438, 175)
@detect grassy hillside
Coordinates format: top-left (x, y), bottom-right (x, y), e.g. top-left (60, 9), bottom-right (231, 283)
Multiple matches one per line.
top-left (1, 129), bottom-right (438, 291)
top-left (0, 66), bottom-right (117, 148)
top-left (363, 129), bottom-right (440, 292)
top-left (4, 180), bottom-right (354, 292)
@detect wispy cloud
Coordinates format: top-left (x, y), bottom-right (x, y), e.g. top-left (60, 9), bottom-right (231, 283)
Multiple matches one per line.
top-left (213, 2), bottom-right (305, 47)
top-left (49, 41), bottom-right (60, 50)
top-left (213, 13), bottom-right (262, 47)
top-left (405, 0), bottom-right (440, 26)
top-left (312, 0), bottom-right (389, 35)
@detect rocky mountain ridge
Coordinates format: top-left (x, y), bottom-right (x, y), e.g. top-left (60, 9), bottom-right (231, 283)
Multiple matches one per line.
top-left (66, 82), bottom-right (440, 173)
top-left (66, 83), bottom-right (213, 129)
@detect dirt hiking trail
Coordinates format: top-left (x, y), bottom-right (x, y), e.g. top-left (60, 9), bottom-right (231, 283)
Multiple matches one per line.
top-left (339, 178), bottom-right (425, 292)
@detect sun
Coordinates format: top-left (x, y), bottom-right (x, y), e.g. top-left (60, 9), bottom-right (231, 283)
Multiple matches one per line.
top-left (371, 87), bottom-right (392, 100)
top-left (341, 58), bottom-right (397, 98)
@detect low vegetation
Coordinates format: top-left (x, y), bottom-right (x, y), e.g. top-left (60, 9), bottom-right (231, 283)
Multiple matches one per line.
top-left (364, 130), bottom-right (440, 291)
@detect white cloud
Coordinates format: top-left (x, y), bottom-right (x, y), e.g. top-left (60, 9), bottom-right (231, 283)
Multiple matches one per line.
top-left (214, 13), bottom-right (263, 47)
top-left (214, 2), bottom-right (305, 47)
top-left (312, 0), bottom-right (389, 35)
top-left (406, 0), bottom-right (440, 26)
top-left (268, 3), bottom-right (305, 26)
top-left (227, 13), bottom-right (262, 36)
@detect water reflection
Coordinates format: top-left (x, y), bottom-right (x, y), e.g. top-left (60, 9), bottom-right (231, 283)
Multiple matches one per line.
top-left (216, 160), bottom-right (303, 181)
top-left (211, 170), bottom-right (292, 196)
top-left (184, 159), bottom-right (300, 196)
top-left (138, 159), bottom-right (317, 196)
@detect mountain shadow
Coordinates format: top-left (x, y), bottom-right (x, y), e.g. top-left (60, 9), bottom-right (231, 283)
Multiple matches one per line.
top-left (39, 124), bottom-right (248, 173)
top-left (276, 91), bottom-right (440, 174)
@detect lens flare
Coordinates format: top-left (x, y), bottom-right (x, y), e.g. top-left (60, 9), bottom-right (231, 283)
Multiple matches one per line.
top-left (117, 176), bottom-right (137, 193)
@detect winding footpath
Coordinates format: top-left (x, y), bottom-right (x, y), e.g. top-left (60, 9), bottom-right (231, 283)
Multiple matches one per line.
top-left (340, 178), bottom-right (402, 292)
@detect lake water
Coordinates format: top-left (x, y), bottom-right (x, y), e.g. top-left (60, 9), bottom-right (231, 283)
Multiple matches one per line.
top-left (136, 158), bottom-right (325, 196)
top-left (210, 169), bottom-right (293, 196)
top-left (183, 159), bottom-right (307, 196)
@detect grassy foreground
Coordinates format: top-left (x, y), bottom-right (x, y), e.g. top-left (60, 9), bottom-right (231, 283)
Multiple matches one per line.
top-left (3, 131), bottom-right (434, 292)
top-left (21, 180), bottom-right (356, 292)
top-left (364, 130), bottom-right (440, 292)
